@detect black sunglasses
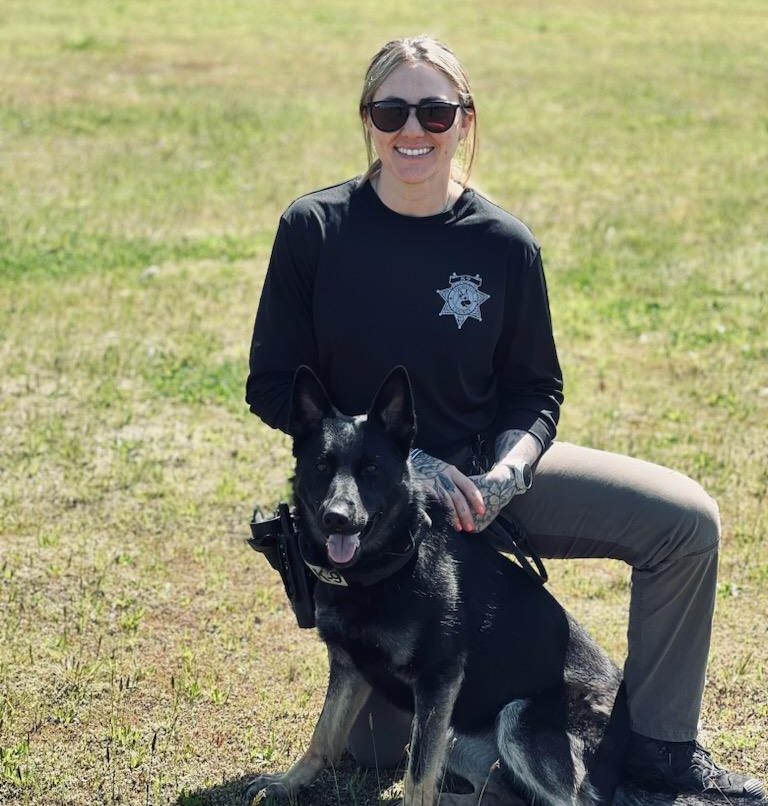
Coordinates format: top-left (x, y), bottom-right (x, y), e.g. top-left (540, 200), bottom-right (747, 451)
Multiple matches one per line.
top-left (365, 100), bottom-right (464, 134)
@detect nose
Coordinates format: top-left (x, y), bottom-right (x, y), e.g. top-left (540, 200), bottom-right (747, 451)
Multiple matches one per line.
top-left (402, 107), bottom-right (424, 135)
top-left (322, 509), bottom-right (351, 531)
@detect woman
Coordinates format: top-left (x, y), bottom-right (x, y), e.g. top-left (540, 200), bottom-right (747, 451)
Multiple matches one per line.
top-left (246, 36), bottom-right (762, 799)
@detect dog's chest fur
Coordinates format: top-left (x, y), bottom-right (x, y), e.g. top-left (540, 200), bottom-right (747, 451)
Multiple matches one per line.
top-left (314, 534), bottom-right (463, 687)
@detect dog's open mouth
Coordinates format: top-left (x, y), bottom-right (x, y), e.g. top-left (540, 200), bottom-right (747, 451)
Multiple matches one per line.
top-left (326, 532), bottom-right (361, 566)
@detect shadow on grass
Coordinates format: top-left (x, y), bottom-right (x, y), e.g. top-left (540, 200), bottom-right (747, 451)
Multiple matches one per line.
top-left (178, 754), bottom-right (403, 805)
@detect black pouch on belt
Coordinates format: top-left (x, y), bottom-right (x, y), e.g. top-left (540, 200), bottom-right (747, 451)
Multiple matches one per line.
top-left (247, 503), bottom-right (317, 629)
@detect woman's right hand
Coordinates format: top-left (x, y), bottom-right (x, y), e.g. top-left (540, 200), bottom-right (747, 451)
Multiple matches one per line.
top-left (410, 452), bottom-right (486, 532)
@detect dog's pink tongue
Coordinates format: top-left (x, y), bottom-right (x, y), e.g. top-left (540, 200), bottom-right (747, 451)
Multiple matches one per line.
top-left (326, 532), bottom-right (360, 565)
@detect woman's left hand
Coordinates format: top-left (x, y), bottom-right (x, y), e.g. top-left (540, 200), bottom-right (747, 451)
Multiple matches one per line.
top-left (467, 464), bottom-right (522, 532)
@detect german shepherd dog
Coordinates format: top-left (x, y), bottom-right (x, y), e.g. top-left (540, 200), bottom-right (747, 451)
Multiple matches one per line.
top-left (245, 367), bottom-right (741, 806)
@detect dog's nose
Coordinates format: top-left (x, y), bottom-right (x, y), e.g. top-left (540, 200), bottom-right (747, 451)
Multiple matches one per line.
top-left (322, 509), bottom-right (351, 531)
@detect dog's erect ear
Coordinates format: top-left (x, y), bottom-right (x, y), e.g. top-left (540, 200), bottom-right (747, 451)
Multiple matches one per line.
top-left (367, 366), bottom-right (416, 454)
top-left (289, 365), bottom-right (335, 441)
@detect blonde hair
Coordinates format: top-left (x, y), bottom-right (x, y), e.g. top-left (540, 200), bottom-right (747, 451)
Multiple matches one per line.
top-left (359, 36), bottom-right (477, 186)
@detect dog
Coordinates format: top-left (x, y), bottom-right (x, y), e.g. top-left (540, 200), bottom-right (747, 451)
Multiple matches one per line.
top-left (245, 366), bottom-right (751, 806)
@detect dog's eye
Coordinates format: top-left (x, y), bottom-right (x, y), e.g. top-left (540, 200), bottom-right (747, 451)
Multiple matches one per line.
top-left (361, 462), bottom-right (378, 475)
top-left (315, 460), bottom-right (329, 473)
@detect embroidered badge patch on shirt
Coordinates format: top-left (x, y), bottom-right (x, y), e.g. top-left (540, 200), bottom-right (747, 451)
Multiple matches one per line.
top-left (437, 273), bottom-right (490, 329)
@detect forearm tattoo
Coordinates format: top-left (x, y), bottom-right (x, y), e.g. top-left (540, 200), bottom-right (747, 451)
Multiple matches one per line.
top-left (494, 429), bottom-right (529, 462)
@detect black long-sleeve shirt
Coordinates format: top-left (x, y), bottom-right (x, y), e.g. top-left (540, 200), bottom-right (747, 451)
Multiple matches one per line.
top-left (246, 177), bottom-right (563, 460)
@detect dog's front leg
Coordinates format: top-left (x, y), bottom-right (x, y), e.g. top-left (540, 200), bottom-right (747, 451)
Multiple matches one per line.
top-left (245, 647), bottom-right (371, 804)
top-left (403, 668), bottom-right (464, 806)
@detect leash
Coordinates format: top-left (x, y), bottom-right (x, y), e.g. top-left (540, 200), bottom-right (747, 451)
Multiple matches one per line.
top-left (484, 512), bottom-right (548, 585)
top-left (465, 434), bottom-right (548, 585)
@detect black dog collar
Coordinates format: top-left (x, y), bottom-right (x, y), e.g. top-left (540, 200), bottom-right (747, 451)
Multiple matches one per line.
top-left (299, 510), bottom-right (432, 588)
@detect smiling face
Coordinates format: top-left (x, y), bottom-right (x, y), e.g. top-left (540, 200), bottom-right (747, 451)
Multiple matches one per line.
top-left (365, 61), bottom-right (472, 200)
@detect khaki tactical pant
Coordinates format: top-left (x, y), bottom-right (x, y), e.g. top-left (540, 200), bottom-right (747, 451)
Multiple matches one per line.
top-left (347, 441), bottom-right (721, 766)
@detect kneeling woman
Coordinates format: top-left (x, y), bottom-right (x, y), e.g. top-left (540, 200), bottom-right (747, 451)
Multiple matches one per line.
top-left (246, 35), bottom-right (762, 800)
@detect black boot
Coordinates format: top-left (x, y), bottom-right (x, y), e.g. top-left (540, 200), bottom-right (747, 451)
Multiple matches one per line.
top-left (625, 733), bottom-right (765, 799)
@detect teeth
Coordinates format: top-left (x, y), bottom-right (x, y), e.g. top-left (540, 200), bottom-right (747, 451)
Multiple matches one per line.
top-left (396, 146), bottom-right (432, 156)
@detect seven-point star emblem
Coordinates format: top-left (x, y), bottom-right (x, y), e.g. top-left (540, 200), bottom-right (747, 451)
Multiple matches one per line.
top-left (437, 273), bottom-right (490, 329)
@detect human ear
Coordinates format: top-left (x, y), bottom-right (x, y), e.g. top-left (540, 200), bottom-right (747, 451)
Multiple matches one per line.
top-left (459, 107), bottom-right (474, 141)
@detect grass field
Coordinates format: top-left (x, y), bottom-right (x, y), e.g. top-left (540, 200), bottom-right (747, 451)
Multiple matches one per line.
top-left (1, 1), bottom-right (767, 804)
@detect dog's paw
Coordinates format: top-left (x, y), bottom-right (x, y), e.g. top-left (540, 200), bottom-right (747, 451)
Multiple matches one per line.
top-left (243, 773), bottom-right (293, 804)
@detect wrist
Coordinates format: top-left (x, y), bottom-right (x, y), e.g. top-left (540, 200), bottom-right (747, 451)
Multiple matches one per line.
top-left (495, 459), bottom-right (533, 494)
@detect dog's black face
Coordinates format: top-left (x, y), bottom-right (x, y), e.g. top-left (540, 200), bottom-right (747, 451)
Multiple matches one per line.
top-left (289, 366), bottom-right (416, 568)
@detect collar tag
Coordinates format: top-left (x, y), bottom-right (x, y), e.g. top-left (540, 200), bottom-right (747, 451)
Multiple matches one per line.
top-left (306, 563), bottom-right (349, 587)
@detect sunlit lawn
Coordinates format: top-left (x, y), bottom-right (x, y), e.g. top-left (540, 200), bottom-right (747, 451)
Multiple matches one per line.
top-left (1, 1), bottom-right (766, 803)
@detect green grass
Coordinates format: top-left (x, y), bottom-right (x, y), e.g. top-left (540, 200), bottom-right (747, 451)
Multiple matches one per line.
top-left (1, 0), bottom-right (767, 803)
